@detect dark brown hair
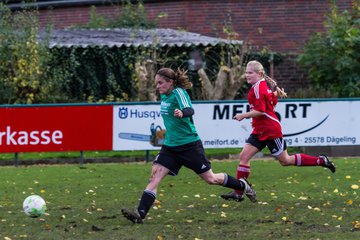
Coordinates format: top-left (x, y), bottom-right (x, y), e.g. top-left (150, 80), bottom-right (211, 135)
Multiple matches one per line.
top-left (156, 68), bottom-right (193, 89)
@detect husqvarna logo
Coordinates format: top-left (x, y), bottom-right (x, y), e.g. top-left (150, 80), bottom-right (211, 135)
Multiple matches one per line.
top-left (118, 107), bottom-right (128, 119)
top-left (118, 107), bottom-right (161, 120)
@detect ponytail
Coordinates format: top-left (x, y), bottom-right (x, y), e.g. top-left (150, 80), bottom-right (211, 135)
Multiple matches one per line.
top-left (264, 74), bottom-right (287, 98)
top-left (247, 60), bottom-right (287, 98)
top-left (175, 68), bottom-right (193, 89)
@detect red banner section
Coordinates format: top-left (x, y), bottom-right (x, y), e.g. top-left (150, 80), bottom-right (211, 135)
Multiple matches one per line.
top-left (0, 105), bottom-right (113, 153)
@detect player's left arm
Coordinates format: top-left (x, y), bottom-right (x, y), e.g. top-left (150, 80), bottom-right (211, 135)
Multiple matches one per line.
top-left (174, 107), bottom-right (194, 118)
top-left (174, 88), bottom-right (194, 118)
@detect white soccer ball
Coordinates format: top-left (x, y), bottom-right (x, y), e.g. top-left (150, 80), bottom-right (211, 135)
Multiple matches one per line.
top-left (23, 195), bottom-right (47, 218)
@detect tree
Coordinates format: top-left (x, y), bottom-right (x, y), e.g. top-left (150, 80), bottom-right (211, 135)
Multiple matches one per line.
top-left (0, 3), bottom-right (55, 104)
top-left (297, 1), bottom-right (360, 97)
top-left (197, 42), bottom-right (248, 100)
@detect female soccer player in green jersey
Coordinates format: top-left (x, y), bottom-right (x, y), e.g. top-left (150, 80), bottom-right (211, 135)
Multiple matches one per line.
top-left (122, 67), bottom-right (257, 224)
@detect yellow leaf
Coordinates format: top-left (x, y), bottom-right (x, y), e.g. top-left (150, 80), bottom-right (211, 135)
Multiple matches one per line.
top-left (346, 199), bottom-right (353, 205)
top-left (221, 204), bottom-right (229, 208)
top-left (345, 175), bottom-right (351, 179)
top-left (351, 184), bottom-right (359, 190)
top-left (333, 188), bottom-right (339, 193)
top-left (281, 217), bottom-right (287, 221)
top-left (352, 221), bottom-right (360, 229)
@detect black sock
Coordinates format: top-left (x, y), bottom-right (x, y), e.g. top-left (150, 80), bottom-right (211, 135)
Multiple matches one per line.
top-left (223, 173), bottom-right (245, 191)
top-left (137, 190), bottom-right (156, 219)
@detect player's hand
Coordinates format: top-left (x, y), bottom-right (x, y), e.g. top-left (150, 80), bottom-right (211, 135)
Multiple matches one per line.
top-left (233, 114), bottom-right (245, 121)
top-left (174, 109), bottom-right (183, 118)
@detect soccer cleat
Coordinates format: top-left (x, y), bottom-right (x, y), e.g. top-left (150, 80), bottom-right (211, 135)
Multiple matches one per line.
top-left (239, 178), bottom-right (257, 203)
top-left (320, 155), bottom-right (336, 173)
top-left (121, 208), bottom-right (143, 224)
top-left (220, 191), bottom-right (245, 202)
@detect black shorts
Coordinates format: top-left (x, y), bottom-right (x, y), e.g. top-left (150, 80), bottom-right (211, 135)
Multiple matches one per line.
top-left (246, 134), bottom-right (287, 156)
top-left (153, 140), bottom-right (211, 176)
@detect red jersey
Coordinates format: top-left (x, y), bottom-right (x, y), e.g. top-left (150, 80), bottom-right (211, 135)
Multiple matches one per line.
top-left (248, 79), bottom-right (282, 140)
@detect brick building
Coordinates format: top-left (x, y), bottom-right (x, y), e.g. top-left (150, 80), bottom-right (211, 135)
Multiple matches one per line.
top-left (8, 0), bottom-right (354, 94)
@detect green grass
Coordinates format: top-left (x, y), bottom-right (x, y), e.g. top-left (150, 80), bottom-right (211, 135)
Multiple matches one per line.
top-left (0, 148), bottom-right (245, 161)
top-left (0, 158), bottom-right (359, 239)
top-left (0, 147), bottom-right (300, 162)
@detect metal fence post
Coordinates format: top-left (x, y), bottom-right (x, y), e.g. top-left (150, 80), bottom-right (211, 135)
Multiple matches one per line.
top-left (79, 150), bottom-right (84, 168)
top-left (146, 150), bottom-right (150, 163)
top-left (14, 152), bottom-right (19, 167)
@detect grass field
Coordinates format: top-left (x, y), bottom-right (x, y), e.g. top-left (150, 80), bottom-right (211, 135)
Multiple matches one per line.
top-left (0, 158), bottom-right (359, 240)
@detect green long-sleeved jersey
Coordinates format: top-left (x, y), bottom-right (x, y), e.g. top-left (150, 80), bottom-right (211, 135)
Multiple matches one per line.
top-left (160, 87), bottom-right (200, 146)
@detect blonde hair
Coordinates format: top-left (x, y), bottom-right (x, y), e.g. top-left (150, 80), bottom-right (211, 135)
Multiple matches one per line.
top-left (247, 60), bottom-right (287, 98)
top-left (156, 67), bottom-right (193, 89)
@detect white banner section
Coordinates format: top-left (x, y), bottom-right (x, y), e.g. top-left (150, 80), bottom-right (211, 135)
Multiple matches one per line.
top-left (113, 100), bottom-right (360, 150)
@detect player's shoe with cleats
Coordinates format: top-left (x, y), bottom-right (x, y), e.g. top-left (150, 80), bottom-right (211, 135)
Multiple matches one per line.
top-left (320, 155), bottom-right (336, 173)
top-left (220, 191), bottom-right (245, 202)
top-left (240, 178), bottom-right (257, 203)
top-left (121, 208), bottom-right (143, 224)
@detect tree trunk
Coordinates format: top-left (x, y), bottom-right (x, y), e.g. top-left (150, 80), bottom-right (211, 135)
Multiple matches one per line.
top-left (198, 65), bottom-right (246, 100)
top-left (136, 60), bottom-right (157, 101)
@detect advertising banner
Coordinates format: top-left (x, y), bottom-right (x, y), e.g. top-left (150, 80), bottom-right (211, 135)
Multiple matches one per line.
top-left (0, 105), bottom-right (113, 153)
top-left (113, 100), bottom-right (360, 150)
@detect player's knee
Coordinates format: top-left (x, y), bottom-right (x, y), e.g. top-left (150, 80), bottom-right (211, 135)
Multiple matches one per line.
top-left (149, 166), bottom-right (165, 184)
top-left (239, 154), bottom-right (251, 164)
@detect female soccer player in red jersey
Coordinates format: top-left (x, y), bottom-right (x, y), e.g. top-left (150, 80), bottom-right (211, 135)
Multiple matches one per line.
top-left (221, 60), bottom-right (336, 202)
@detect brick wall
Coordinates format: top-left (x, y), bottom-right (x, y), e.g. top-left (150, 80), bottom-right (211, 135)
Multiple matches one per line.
top-left (34, 0), bottom-right (353, 93)
top-left (36, 0), bottom-right (352, 53)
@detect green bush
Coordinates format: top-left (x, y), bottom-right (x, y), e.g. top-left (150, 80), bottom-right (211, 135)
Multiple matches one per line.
top-left (297, 1), bottom-right (360, 97)
top-left (0, 3), bottom-right (66, 104)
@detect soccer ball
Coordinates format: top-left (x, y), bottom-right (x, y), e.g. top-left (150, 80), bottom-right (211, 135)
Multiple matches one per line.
top-left (23, 195), bottom-right (47, 218)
